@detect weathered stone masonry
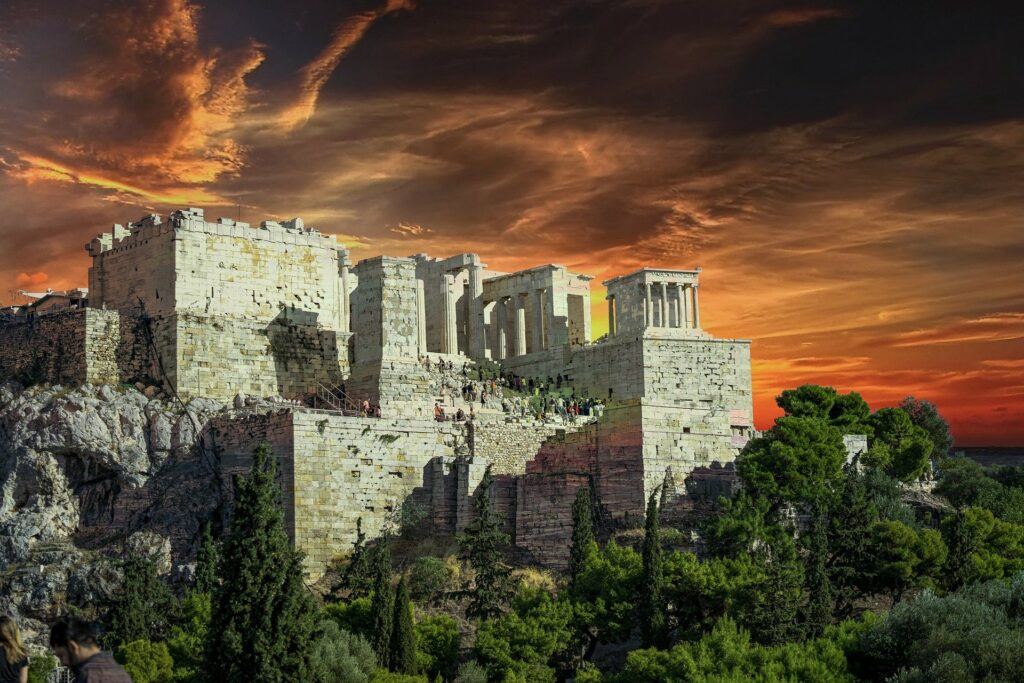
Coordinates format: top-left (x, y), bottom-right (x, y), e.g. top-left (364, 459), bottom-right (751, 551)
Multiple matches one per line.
top-left (1, 206), bottom-right (756, 577)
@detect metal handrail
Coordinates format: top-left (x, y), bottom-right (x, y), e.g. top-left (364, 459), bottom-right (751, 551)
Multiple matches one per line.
top-left (314, 382), bottom-right (362, 415)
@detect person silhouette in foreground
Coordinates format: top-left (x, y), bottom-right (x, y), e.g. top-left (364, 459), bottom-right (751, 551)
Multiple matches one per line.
top-left (49, 617), bottom-right (131, 682)
top-left (0, 616), bottom-right (28, 683)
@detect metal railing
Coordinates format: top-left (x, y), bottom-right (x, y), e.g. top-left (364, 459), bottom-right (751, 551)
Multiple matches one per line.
top-left (314, 382), bottom-right (361, 416)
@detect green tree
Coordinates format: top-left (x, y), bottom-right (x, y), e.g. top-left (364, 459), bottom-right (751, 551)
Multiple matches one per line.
top-left (900, 396), bottom-right (953, 457)
top-left (616, 617), bottom-right (853, 683)
top-left (702, 491), bottom-right (789, 559)
top-left (744, 534), bottom-right (804, 645)
top-left (569, 485), bottom-right (596, 585)
top-left (475, 588), bottom-right (574, 682)
top-left (459, 466), bottom-right (513, 620)
top-left (571, 540), bottom-right (642, 651)
top-left (166, 590), bottom-right (211, 682)
top-left (389, 576), bottom-right (417, 674)
top-left (639, 489), bottom-right (667, 648)
top-left (776, 385), bottom-right (838, 420)
top-left (108, 554), bottom-right (177, 649)
top-left (194, 521), bottom-right (219, 595)
top-left (828, 463), bottom-right (878, 615)
top-left (206, 443), bottom-right (317, 682)
top-left (866, 407), bottom-right (933, 483)
top-left (802, 499), bottom-right (834, 637)
top-left (414, 615), bottom-right (459, 681)
top-left (117, 640), bottom-right (175, 683)
top-left (371, 539), bottom-right (395, 666)
top-left (408, 556), bottom-right (452, 604)
top-left (736, 416), bottom-right (847, 507)
top-left (27, 654), bottom-right (57, 683)
top-left (865, 520), bottom-right (946, 603)
top-left (944, 508), bottom-right (977, 591)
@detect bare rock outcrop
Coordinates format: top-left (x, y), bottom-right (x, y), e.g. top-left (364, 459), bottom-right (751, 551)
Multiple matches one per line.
top-left (0, 381), bottom-right (249, 644)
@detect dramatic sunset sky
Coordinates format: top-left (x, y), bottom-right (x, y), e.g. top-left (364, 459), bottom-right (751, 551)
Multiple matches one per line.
top-left (1, 1), bottom-right (1022, 444)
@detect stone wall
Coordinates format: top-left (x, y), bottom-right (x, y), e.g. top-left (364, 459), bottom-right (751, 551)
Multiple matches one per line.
top-left (0, 309), bottom-right (150, 387)
top-left (212, 409), bottom-right (468, 577)
top-left (469, 419), bottom-right (586, 475)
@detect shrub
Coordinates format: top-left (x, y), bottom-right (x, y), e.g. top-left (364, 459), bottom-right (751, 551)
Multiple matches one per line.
top-left (453, 661), bottom-right (489, 683)
top-left (326, 596), bottom-right (374, 640)
top-left (409, 556), bottom-right (452, 603)
top-left (117, 639), bottom-right (175, 683)
top-left (414, 614), bottom-right (459, 680)
top-left (27, 654), bottom-right (57, 683)
top-left (308, 620), bottom-right (377, 683)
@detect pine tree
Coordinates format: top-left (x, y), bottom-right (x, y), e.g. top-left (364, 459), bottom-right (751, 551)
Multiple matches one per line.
top-left (194, 520), bottom-right (220, 595)
top-left (370, 538), bottom-right (395, 666)
top-left (568, 485), bottom-right (595, 585)
top-left (205, 443), bottom-right (316, 682)
top-left (459, 466), bottom-right (513, 620)
top-left (745, 529), bottom-right (804, 646)
top-left (801, 498), bottom-right (834, 637)
top-left (389, 575), bottom-right (417, 674)
top-left (108, 553), bottom-right (177, 649)
top-left (640, 489), bottom-right (667, 648)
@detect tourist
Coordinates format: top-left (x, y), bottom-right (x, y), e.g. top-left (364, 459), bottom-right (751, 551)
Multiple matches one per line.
top-left (0, 616), bottom-right (28, 683)
top-left (469, 405), bottom-right (476, 421)
top-left (361, 398), bottom-right (371, 417)
top-left (49, 617), bottom-right (130, 682)
top-left (456, 408), bottom-right (465, 421)
top-left (434, 403), bottom-right (445, 421)
top-left (373, 404), bottom-right (382, 418)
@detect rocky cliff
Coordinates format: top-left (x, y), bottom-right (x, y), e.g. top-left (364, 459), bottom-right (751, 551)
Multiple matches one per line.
top-left (0, 381), bottom-right (280, 644)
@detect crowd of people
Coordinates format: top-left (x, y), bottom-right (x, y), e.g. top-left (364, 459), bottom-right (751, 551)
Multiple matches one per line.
top-left (0, 615), bottom-right (131, 683)
top-left (423, 356), bottom-right (606, 425)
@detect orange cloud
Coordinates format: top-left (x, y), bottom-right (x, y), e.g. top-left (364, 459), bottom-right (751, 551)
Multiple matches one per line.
top-left (15, 271), bottom-right (48, 287)
top-left (278, 0), bottom-right (415, 132)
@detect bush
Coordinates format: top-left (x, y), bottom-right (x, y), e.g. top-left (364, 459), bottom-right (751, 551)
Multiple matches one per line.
top-left (326, 596), bottom-right (375, 640)
top-left (409, 556), bottom-right (452, 603)
top-left (414, 614), bottom-right (459, 680)
top-left (453, 661), bottom-right (489, 683)
top-left (117, 639), bottom-right (175, 683)
top-left (308, 620), bottom-right (377, 683)
top-left (28, 654), bottom-right (57, 683)
top-left (475, 587), bottom-right (573, 681)
top-left (848, 574), bottom-right (1024, 681)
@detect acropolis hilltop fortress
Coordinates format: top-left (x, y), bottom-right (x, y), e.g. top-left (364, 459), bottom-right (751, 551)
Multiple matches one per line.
top-left (0, 208), bottom-right (753, 575)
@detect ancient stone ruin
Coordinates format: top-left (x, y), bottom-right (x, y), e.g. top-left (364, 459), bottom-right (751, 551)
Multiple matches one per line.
top-left (0, 208), bottom-right (754, 577)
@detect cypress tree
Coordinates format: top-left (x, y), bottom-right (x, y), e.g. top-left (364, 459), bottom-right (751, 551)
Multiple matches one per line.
top-left (389, 575), bottom-right (417, 674)
top-left (206, 443), bottom-right (316, 682)
top-left (370, 538), bottom-right (394, 666)
top-left (945, 509), bottom-right (976, 591)
top-left (568, 485), bottom-right (595, 585)
top-left (459, 466), bottom-right (513, 620)
top-left (108, 553), bottom-right (176, 649)
top-left (828, 462), bottom-right (876, 617)
top-left (194, 520), bottom-right (220, 595)
top-left (801, 498), bottom-right (834, 637)
top-left (640, 489), bottom-right (667, 648)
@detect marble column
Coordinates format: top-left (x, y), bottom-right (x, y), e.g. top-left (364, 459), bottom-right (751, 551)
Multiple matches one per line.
top-left (607, 295), bottom-right (616, 336)
top-left (684, 284), bottom-right (692, 329)
top-left (659, 281), bottom-right (668, 327)
top-left (467, 262), bottom-right (485, 359)
top-left (514, 295), bottom-right (527, 356)
top-left (531, 289), bottom-right (544, 353)
top-left (644, 283), bottom-right (652, 328)
top-left (416, 280), bottom-right (427, 355)
top-left (337, 257), bottom-right (351, 333)
top-left (495, 297), bottom-right (508, 360)
top-left (439, 275), bottom-right (454, 354)
top-left (692, 284), bottom-right (700, 328)
top-left (675, 284), bottom-right (685, 328)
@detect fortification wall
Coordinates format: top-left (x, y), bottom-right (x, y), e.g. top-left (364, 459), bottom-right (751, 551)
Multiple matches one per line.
top-left (213, 409), bottom-right (467, 577)
top-left (469, 419), bottom-right (585, 475)
top-left (0, 309), bottom-right (150, 387)
top-left (639, 337), bottom-right (752, 501)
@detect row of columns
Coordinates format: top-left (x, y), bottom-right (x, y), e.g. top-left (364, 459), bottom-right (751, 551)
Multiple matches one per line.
top-left (489, 289), bottom-right (548, 360)
top-left (643, 281), bottom-right (699, 330)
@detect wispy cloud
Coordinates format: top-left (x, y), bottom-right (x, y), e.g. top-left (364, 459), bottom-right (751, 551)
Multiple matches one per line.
top-left (278, 0), bottom-right (415, 132)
